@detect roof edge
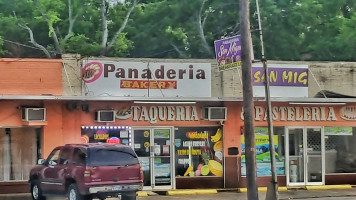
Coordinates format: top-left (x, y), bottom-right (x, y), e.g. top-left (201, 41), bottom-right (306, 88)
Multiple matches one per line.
top-left (1, 95), bottom-right (356, 103)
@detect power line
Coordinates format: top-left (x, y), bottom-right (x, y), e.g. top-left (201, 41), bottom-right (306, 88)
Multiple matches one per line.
top-left (2, 39), bottom-right (56, 53)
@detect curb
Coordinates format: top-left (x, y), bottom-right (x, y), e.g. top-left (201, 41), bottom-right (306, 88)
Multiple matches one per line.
top-left (306, 185), bottom-right (352, 190)
top-left (137, 191), bottom-right (148, 197)
top-left (166, 189), bottom-right (218, 196)
top-left (238, 187), bottom-right (288, 193)
top-left (237, 185), bottom-right (352, 193)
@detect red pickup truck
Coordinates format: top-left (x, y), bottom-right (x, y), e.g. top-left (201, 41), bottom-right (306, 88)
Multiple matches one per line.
top-left (29, 143), bottom-right (143, 200)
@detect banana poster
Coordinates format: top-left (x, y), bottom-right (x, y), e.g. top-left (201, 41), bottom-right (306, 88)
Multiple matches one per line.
top-left (175, 127), bottom-right (223, 177)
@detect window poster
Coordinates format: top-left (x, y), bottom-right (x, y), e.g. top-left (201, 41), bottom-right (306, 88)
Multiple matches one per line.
top-left (175, 127), bottom-right (223, 177)
top-left (241, 127), bottom-right (285, 176)
top-left (81, 127), bottom-right (130, 144)
top-left (324, 127), bottom-right (352, 136)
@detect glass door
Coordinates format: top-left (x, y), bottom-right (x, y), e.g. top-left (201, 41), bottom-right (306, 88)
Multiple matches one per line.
top-left (306, 127), bottom-right (324, 185)
top-left (286, 127), bottom-right (324, 186)
top-left (287, 128), bottom-right (305, 185)
top-left (132, 127), bottom-right (174, 190)
top-left (132, 129), bottom-right (152, 189)
top-left (152, 128), bottom-right (172, 189)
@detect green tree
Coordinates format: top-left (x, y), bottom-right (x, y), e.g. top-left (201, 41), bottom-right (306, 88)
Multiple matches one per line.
top-left (1, 0), bottom-right (356, 61)
top-left (0, 36), bottom-right (7, 56)
top-left (0, 0), bottom-right (137, 57)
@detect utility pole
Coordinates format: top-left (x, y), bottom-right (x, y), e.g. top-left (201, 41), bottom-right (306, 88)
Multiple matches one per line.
top-left (240, 0), bottom-right (259, 199)
top-left (255, 0), bottom-right (279, 199)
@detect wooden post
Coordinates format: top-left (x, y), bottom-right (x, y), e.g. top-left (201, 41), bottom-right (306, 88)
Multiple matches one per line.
top-left (240, 0), bottom-right (259, 199)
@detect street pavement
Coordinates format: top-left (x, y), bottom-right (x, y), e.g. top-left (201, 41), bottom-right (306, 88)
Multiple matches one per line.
top-left (1, 188), bottom-right (356, 200)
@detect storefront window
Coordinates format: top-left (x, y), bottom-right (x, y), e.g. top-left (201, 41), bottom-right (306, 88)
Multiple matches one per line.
top-left (325, 127), bottom-right (356, 173)
top-left (175, 127), bottom-right (223, 177)
top-left (0, 127), bottom-right (41, 181)
top-left (81, 126), bottom-right (131, 145)
top-left (241, 127), bottom-right (285, 176)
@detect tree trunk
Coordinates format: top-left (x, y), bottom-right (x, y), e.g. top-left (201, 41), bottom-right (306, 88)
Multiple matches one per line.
top-left (63, 0), bottom-right (79, 42)
top-left (101, 0), bottom-right (108, 49)
top-left (196, 0), bottom-right (214, 58)
top-left (100, 0), bottom-right (137, 56)
top-left (18, 23), bottom-right (51, 58)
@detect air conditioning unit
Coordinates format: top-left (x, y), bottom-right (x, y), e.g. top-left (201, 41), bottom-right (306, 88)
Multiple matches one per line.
top-left (21, 108), bottom-right (46, 121)
top-left (202, 107), bottom-right (227, 121)
top-left (95, 110), bottom-right (116, 122)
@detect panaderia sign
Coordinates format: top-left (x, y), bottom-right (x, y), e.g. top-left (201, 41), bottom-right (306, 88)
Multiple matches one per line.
top-left (82, 60), bottom-right (211, 97)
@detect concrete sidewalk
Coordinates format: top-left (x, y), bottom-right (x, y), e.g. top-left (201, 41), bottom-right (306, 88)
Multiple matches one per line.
top-left (1, 187), bottom-right (356, 200)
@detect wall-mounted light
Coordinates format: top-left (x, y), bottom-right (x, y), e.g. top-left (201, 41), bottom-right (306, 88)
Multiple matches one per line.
top-left (83, 126), bottom-right (132, 130)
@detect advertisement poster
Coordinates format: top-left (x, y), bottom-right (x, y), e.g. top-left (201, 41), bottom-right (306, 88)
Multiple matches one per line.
top-left (82, 60), bottom-right (211, 97)
top-left (175, 127), bottom-right (223, 177)
top-left (214, 35), bottom-right (241, 71)
top-left (154, 162), bottom-right (171, 184)
top-left (138, 157), bottom-right (150, 186)
top-left (241, 127), bottom-right (285, 176)
top-left (81, 128), bottom-right (129, 144)
top-left (324, 127), bottom-right (353, 136)
top-left (252, 63), bottom-right (308, 98)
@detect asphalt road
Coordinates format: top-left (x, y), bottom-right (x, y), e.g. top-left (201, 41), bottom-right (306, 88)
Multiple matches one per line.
top-left (44, 189), bottom-right (356, 200)
top-left (3, 189), bottom-right (356, 200)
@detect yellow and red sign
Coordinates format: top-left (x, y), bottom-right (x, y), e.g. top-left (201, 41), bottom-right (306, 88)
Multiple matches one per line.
top-left (120, 79), bottom-right (177, 89)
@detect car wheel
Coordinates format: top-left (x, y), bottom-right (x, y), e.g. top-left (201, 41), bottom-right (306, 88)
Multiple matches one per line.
top-left (67, 183), bottom-right (84, 200)
top-left (121, 192), bottom-right (136, 200)
top-left (30, 180), bottom-right (46, 200)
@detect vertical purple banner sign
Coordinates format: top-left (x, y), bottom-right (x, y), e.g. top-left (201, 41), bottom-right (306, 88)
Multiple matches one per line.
top-left (214, 35), bottom-right (242, 71)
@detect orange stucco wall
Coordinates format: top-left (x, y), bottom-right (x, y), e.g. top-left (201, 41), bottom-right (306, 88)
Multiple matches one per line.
top-left (41, 101), bottom-right (226, 157)
top-left (4, 100), bottom-right (356, 159)
top-left (223, 102), bottom-right (243, 157)
top-left (0, 58), bottom-right (62, 95)
top-left (78, 102), bottom-right (223, 127)
top-left (43, 101), bottom-right (63, 157)
top-left (0, 100), bottom-right (43, 126)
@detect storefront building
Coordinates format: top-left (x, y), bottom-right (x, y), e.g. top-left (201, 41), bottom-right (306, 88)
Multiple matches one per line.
top-left (238, 101), bottom-right (356, 187)
top-left (0, 58), bottom-right (64, 193)
top-left (2, 56), bottom-right (356, 193)
top-left (78, 59), bottom-right (241, 190)
top-left (0, 57), bottom-right (241, 193)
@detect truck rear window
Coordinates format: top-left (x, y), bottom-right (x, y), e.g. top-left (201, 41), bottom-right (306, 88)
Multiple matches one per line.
top-left (88, 148), bottom-right (139, 166)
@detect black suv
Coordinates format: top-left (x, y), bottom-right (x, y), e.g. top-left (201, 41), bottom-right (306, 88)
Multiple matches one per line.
top-left (29, 143), bottom-right (143, 200)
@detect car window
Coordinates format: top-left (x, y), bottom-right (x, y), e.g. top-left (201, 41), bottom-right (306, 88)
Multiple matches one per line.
top-left (88, 147), bottom-right (139, 166)
top-left (59, 147), bottom-right (71, 165)
top-left (47, 149), bottom-right (61, 165)
top-left (72, 148), bottom-right (86, 165)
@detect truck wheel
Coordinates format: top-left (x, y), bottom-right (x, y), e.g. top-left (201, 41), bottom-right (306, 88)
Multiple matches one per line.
top-left (67, 183), bottom-right (84, 200)
top-left (121, 192), bottom-right (136, 200)
top-left (30, 180), bottom-right (46, 200)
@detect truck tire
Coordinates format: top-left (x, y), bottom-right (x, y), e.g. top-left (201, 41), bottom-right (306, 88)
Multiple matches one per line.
top-left (30, 180), bottom-right (46, 200)
top-left (67, 183), bottom-right (84, 200)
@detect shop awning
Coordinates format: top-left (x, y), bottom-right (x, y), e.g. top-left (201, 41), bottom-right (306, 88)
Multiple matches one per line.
top-left (1, 94), bottom-right (356, 103)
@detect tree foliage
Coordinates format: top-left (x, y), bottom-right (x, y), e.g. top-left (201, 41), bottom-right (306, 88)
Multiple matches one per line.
top-left (0, 0), bottom-right (355, 61)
